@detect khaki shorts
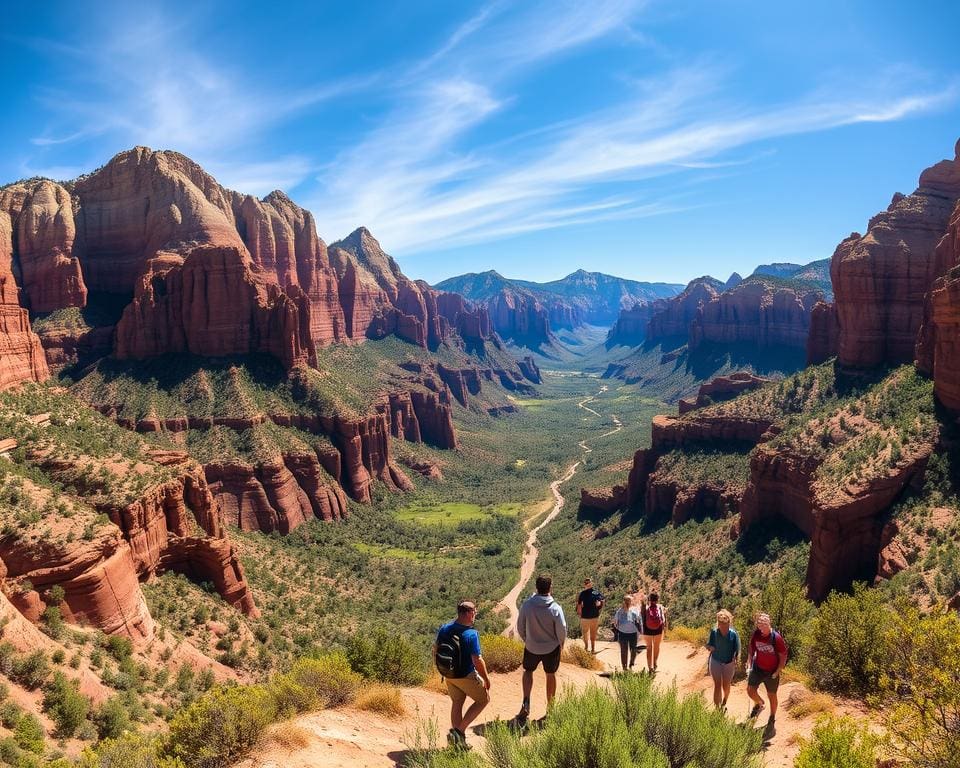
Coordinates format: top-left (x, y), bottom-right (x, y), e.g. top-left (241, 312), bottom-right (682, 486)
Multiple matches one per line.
top-left (709, 657), bottom-right (736, 685)
top-left (446, 672), bottom-right (489, 707)
top-left (581, 617), bottom-right (599, 638)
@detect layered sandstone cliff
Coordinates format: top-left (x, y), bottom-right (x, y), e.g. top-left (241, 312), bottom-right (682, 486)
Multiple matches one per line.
top-left (646, 277), bottom-right (723, 341)
top-left (0, 212), bottom-right (49, 389)
top-left (689, 279), bottom-right (823, 352)
top-left (832, 142), bottom-right (960, 369)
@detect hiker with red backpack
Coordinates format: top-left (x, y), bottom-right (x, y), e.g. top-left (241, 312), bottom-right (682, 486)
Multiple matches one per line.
top-left (641, 592), bottom-right (667, 673)
top-left (433, 600), bottom-right (491, 750)
top-left (746, 612), bottom-right (788, 727)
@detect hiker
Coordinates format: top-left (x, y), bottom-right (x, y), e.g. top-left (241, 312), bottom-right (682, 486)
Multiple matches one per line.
top-left (516, 574), bottom-right (567, 725)
top-left (576, 577), bottom-right (605, 654)
top-left (641, 591), bottom-right (667, 673)
top-left (706, 608), bottom-right (740, 710)
top-left (746, 612), bottom-right (788, 725)
top-left (433, 600), bottom-right (491, 749)
top-left (612, 594), bottom-right (642, 670)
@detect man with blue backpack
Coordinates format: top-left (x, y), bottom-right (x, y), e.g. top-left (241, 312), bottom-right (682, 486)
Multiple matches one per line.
top-left (434, 600), bottom-right (491, 749)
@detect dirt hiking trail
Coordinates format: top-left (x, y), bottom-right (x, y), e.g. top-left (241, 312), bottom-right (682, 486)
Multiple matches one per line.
top-left (239, 637), bottom-right (864, 768)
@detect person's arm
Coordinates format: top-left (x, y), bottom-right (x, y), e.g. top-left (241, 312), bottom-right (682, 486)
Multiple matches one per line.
top-left (705, 628), bottom-right (715, 653)
top-left (474, 654), bottom-right (491, 689)
top-left (576, 594), bottom-right (583, 617)
top-left (517, 604), bottom-right (527, 642)
top-left (556, 606), bottom-right (568, 646)
top-left (773, 635), bottom-right (787, 677)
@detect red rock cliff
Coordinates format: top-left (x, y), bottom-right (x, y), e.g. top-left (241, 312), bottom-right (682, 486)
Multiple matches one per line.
top-left (832, 143), bottom-right (960, 368)
top-left (646, 277), bottom-right (722, 341)
top-left (0, 212), bottom-right (50, 389)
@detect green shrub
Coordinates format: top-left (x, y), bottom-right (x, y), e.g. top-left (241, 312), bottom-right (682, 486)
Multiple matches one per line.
top-left (78, 733), bottom-right (184, 768)
top-left (879, 605), bottom-right (960, 768)
top-left (0, 738), bottom-right (21, 766)
top-left (403, 673), bottom-right (762, 768)
top-left (794, 716), bottom-right (880, 768)
top-left (92, 695), bottom-right (132, 740)
top-left (477, 635), bottom-right (523, 673)
top-left (0, 700), bottom-right (22, 728)
top-left (167, 684), bottom-right (277, 768)
top-left (345, 629), bottom-right (428, 685)
top-left (807, 583), bottom-right (890, 695)
top-left (13, 713), bottom-right (44, 754)
top-left (11, 650), bottom-right (50, 690)
top-left (285, 654), bottom-right (361, 709)
top-left (42, 672), bottom-right (91, 737)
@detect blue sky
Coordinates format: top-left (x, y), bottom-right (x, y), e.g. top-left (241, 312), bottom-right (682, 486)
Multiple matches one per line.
top-left (2, 1), bottom-right (959, 284)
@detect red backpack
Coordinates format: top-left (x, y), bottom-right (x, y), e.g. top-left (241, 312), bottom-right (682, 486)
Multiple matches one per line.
top-left (645, 603), bottom-right (663, 630)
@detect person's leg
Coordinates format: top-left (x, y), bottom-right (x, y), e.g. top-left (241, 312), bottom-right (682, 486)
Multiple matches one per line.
top-left (618, 634), bottom-right (629, 670)
top-left (521, 670), bottom-right (533, 706)
top-left (588, 619), bottom-right (598, 652)
top-left (709, 660), bottom-right (723, 707)
top-left (746, 669), bottom-right (766, 715)
top-left (447, 682), bottom-right (467, 733)
top-left (720, 662), bottom-right (734, 708)
top-left (646, 637), bottom-right (654, 671)
top-left (767, 677), bottom-right (780, 719)
top-left (652, 634), bottom-right (662, 669)
top-left (460, 679), bottom-right (490, 733)
top-left (628, 632), bottom-right (638, 668)
top-left (545, 672), bottom-right (557, 705)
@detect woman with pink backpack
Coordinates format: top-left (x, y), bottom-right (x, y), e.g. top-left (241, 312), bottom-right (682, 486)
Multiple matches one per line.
top-left (641, 592), bottom-right (667, 673)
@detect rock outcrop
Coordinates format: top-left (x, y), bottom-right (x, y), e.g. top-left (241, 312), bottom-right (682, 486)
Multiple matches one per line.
top-left (114, 245), bottom-right (316, 369)
top-left (678, 372), bottom-right (768, 414)
top-left (806, 301), bottom-right (840, 364)
top-left (689, 279), bottom-right (824, 352)
top-left (916, 195), bottom-right (960, 412)
top-left (0, 181), bottom-right (87, 313)
top-left (0, 213), bottom-right (50, 389)
top-left (646, 277), bottom-right (723, 341)
top-left (606, 300), bottom-right (668, 346)
top-left (832, 143), bottom-right (960, 369)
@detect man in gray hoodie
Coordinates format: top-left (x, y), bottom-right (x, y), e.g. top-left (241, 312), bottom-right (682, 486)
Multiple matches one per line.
top-left (515, 573), bottom-right (567, 725)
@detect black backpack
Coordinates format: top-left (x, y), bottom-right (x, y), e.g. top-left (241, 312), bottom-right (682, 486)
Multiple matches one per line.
top-left (435, 624), bottom-right (470, 679)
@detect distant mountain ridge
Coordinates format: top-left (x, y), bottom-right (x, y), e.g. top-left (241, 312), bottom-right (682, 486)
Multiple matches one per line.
top-left (435, 269), bottom-right (683, 348)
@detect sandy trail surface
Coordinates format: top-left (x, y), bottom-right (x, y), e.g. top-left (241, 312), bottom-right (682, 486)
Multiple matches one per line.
top-left (240, 638), bottom-right (864, 768)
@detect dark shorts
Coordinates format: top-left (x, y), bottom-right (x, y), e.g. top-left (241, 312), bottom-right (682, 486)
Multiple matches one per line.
top-left (523, 645), bottom-right (561, 673)
top-left (643, 626), bottom-right (663, 636)
top-left (747, 667), bottom-right (781, 693)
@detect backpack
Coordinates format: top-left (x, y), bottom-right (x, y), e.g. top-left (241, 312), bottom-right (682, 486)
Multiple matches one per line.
top-left (435, 624), bottom-right (470, 679)
top-left (645, 603), bottom-right (663, 630)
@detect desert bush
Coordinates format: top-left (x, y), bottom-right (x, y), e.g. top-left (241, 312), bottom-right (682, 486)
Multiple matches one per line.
top-left (287, 653), bottom-right (361, 708)
top-left (477, 635), bottom-right (523, 673)
top-left (263, 722), bottom-right (310, 751)
top-left (878, 605), bottom-right (960, 768)
top-left (794, 716), bottom-right (880, 768)
top-left (13, 713), bottom-right (44, 754)
top-left (42, 672), bottom-right (90, 737)
top-left (11, 650), bottom-right (51, 690)
top-left (166, 684), bottom-right (277, 768)
top-left (559, 643), bottom-right (602, 670)
top-left (807, 583), bottom-right (890, 695)
top-left (666, 624), bottom-right (709, 646)
top-left (92, 695), bottom-right (132, 740)
top-left (0, 700), bottom-right (22, 728)
top-left (78, 733), bottom-right (184, 768)
top-left (355, 683), bottom-right (406, 717)
top-left (345, 629), bottom-right (428, 685)
top-left (403, 674), bottom-right (762, 768)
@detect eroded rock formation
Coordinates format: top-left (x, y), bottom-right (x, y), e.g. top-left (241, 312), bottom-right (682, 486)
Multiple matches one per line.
top-left (678, 372), bottom-right (768, 414)
top-left (0, 213), bottom-right (50, 389)
top-left (646, 277), bottom-right (723, 341)
top-left (832, 143), bottom-right (960, 369)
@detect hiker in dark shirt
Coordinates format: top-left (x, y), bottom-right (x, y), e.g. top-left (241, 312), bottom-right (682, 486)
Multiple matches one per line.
top-left (575, 577), bottom-right (604, 653)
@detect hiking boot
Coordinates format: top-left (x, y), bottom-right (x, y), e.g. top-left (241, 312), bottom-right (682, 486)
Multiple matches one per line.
top-left (447, 728), bottom-right (471, 750)
top-left (515, 701), bottom-right (530, 726)
top-left (749, 702), bottom-right (765, 719)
